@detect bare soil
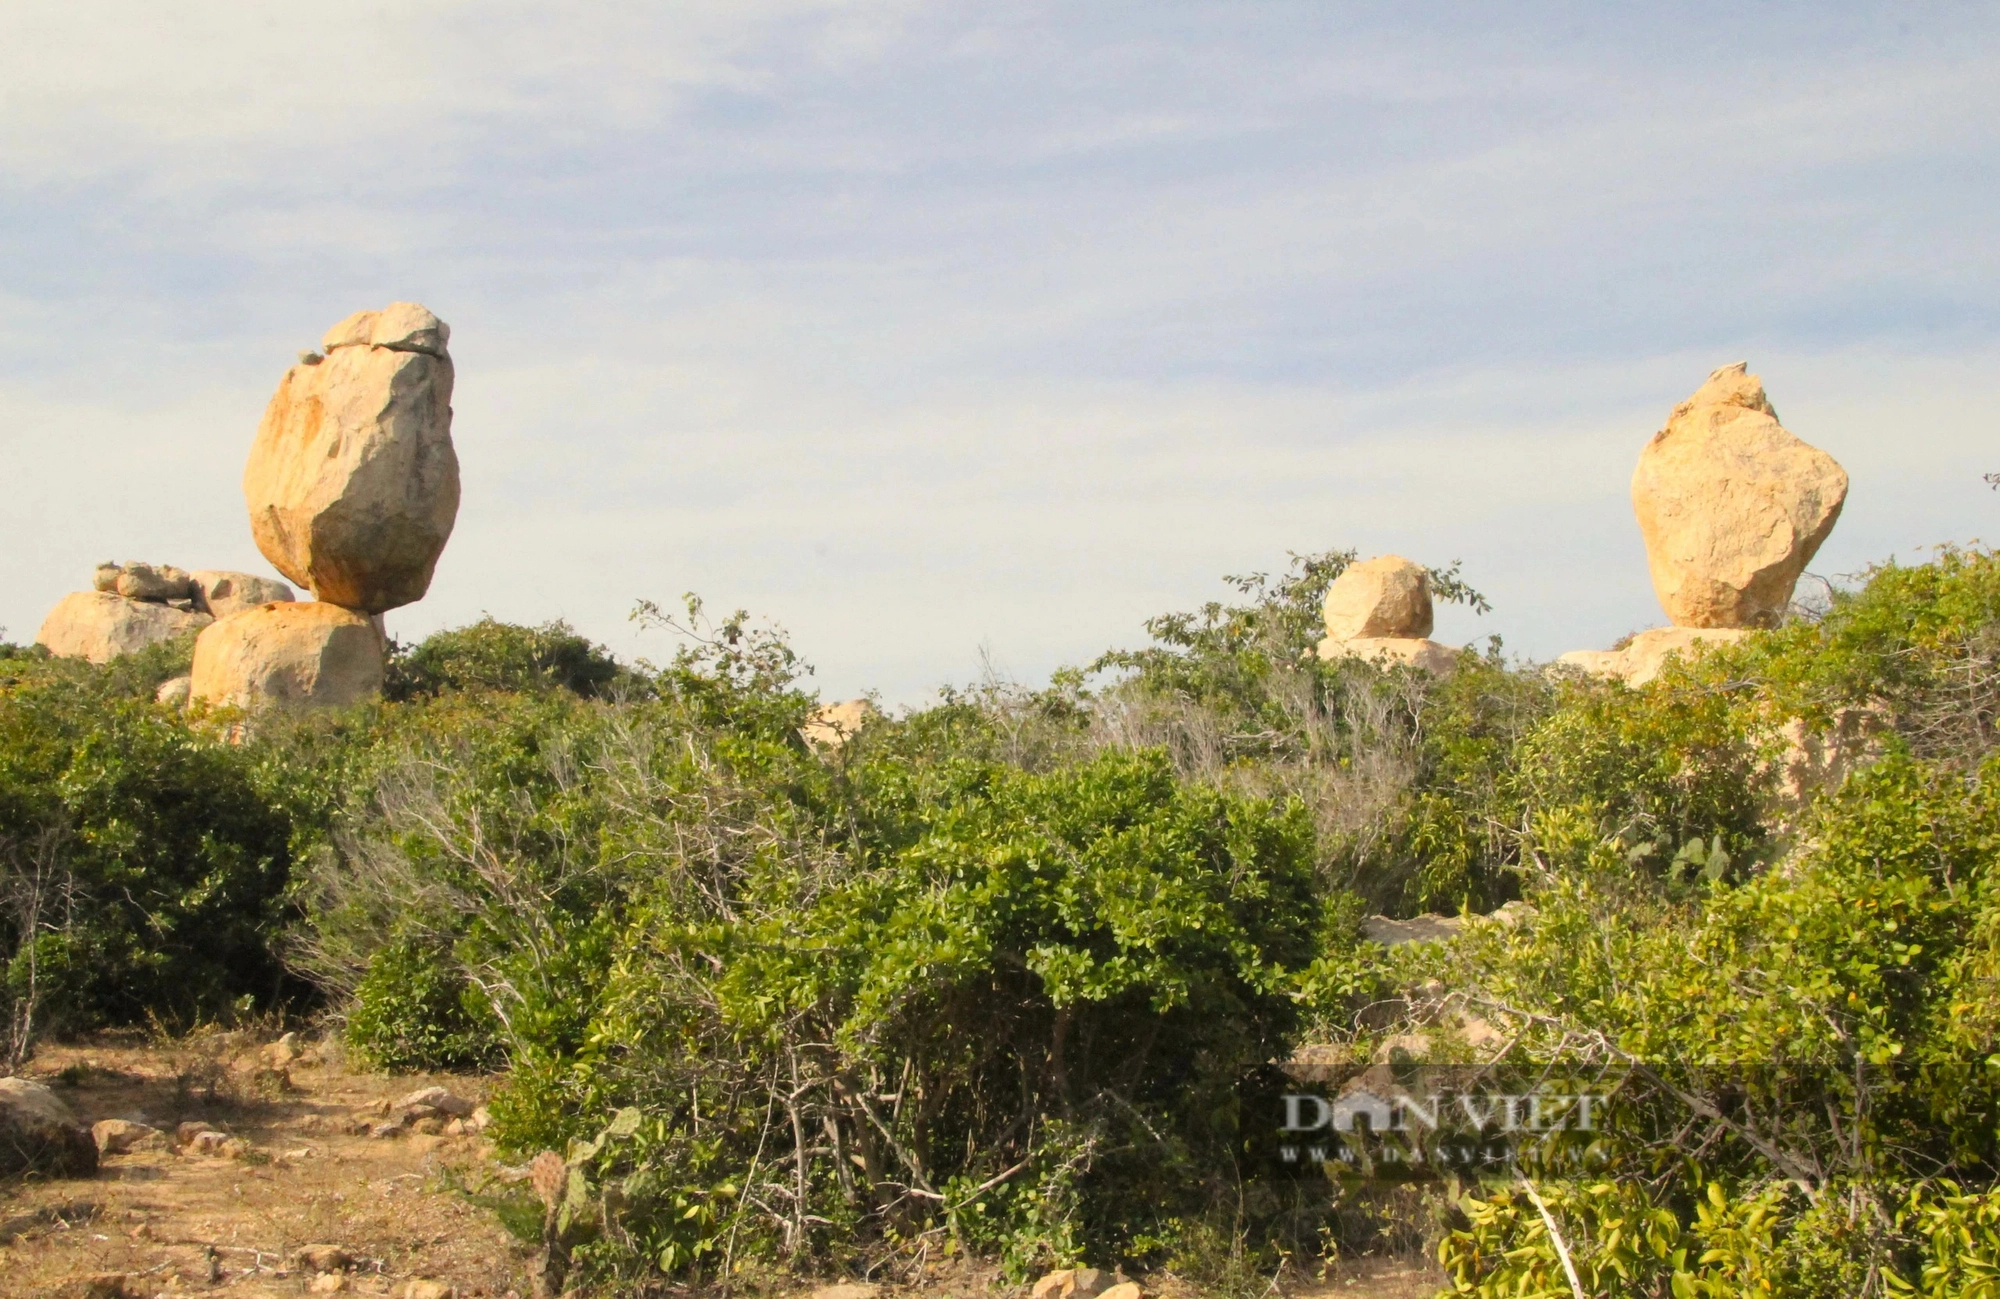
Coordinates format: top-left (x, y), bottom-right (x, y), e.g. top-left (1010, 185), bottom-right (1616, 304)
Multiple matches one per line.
top-left (1, 1035), bottom-right (1445, 1299)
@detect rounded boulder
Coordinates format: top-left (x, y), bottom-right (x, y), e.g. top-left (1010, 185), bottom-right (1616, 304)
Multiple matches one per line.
top-left (190, 601), bottom-right (385, 709)
top-left (243, 302), bottom-right (459, 614)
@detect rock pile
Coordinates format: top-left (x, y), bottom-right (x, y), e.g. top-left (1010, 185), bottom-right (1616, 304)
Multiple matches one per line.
top-left (36, 564), bottom-right (296, 665)
top-left (1561, 363), bottom-right (1848, 686)
top-left (1315, 555), bottom-right (1460, 673)
top-left (191, 302), bottom-right (460, 710)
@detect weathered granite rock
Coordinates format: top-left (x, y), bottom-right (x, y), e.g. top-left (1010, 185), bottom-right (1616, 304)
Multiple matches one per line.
top-left (190, 570), bottom-right (295, 619)
top-left (36, 591), bottom-right (212, 664)
top-left (1558, 626), bottom-right (1751, 688)
top-left (802, 698), bottom-right (881, 748)
top-left (156, 675), bottom-right (193, 707)
top-left (1316, 635), bottom-right (1460, 675)
top-left (0, 1077), bottom-right (98, 1178)
top-left (1633, 363), bottom-right (1848, 628)
top-left (112, 562), bottom-right (195, 602)
top-left (189, 602), bottom-right (385, 709)
top-left (243, 302), bottom-right (459, 613)
top-left (1322, 554), bottom-right (1434, 640)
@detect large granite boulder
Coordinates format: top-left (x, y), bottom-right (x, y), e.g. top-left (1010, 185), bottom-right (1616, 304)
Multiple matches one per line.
top-left (36, 591), bottom-right (211, 664)
top-left (243, 303), bottom-right (459, 614)
top-left (1319, 635), bottom-right (1461, 674)
top-left (189, 570), bottom-right (295, 619)
top-left (190, 601), bottom-right (385, 709)
top-left (1321, 555), bottom-right (1434, 640)
top-left (0, 1077), bottom-right (99, 1178)
top-left (1632, 363), bottom-right (1848, 629)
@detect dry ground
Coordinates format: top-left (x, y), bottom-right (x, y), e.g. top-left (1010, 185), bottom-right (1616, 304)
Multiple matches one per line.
top-left (0, 1035), bottom-right (1446, 1299)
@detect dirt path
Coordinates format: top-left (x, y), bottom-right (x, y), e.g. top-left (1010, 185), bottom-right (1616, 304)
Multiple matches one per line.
top-left (1, 1036), bottom-right (1447, 1299)
top-left (0, 1035), bottom-right (528, 1298)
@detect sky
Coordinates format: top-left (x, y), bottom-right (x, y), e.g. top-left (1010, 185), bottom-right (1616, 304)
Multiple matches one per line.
top-left (2, 2), bottom-right (1996, 704)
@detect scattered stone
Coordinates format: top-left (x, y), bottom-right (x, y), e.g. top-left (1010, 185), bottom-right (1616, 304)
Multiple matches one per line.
top-left (469, 1105), bottom-right (492, 1132)
top-left (1557, 626), bottom-right (1751, 688)
top-left (191, 569), bottom-right (295, 619)
top-left (1097, 1284), bottom-right (1144, 1299)
top-left (190, 601), bottom-right (385, 709)
top-left (176, 1120), bottom-right (218, 1145)
top-left (0, 1077), bottom-right (99, 1178)
top-left (264, 1031), bottom-right (301, 1067)
top-left (1322, 555), bottom-right (1434, 640)
top-left (312, 1275), bottom-right (351, 1294)
top-left (368, 1121), bottom-right (404, 1140)
top-left (1317, 635), bottom-right (1460, 675)
top-left (155, 675), bottom-right (193, 707)
top-left (244, 302), bottom-right (460, 613)
top-left (112, 561), bottom-right (195, 602)
top-left (802, 698), bottom-right (880, 748)
top-left (295, 1245), bottom-right (354, 1273)
top-left (394, 1086), bottom-right (475, 1115)
top-left (410, 1116), bottom-right (446, 1135)
top-left (1033, 1269), bottom-right (1111, 1299)
top-left (185, 1128), bottom-right (248, 1157)
top-left (1632, 362), bottom-right (1848, 629)
top-left (399, 1280), bottom-right (455, 1299)
top-left (91, 1118), bottom-right (163, 1155)
top-left (36, 591), bottom-right (212, 664)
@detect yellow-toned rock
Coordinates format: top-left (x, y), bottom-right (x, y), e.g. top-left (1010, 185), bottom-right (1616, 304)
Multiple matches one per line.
top-left (802, 698), bottom-right (881, 748)
top-left (1557, 626), bottom-right (1751, 687)
top-left (1633, 362), bottom-right (1847, 628)
top-left (1322, 554), bottom-right (1433, 640)
top-left (244, 302), bottom-right (459, 613)
top-left (36, 591), bottom-right (211, 663)
top-left (1317, 635), bottom-right (1459, 674)
top-left (190, 569), bottom-right (295, 618)
top-left (190, 602), bottom-right (384, 709)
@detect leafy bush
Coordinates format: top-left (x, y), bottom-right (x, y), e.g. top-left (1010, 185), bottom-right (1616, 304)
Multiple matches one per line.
top-left (385, 617), bottom-right (628, 701)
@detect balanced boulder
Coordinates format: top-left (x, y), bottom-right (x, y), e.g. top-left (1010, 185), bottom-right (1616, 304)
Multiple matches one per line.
top-left (190, 569), bottom-right (295, 619)
top-left (190, 601), bottom-right (385, 709)
top-left (1316, 554), bottom-right (1458, 673)
top-left (36, 591), bottom-right (211, 663)
top-left (243, 302), bottom-right (459, 613)
top-left (0, 1077), bottom-right (98, 1178)
top-left (1632, 363), bottom-right (1847, 628)
top-left (1321, 555), bottom-right (1434, 640)
top-left (110, 561), bottom-right (195, 603)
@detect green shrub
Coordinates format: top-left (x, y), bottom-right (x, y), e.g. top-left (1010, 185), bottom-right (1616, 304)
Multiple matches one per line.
top-left (345, 935), bottom-right (501, 1072)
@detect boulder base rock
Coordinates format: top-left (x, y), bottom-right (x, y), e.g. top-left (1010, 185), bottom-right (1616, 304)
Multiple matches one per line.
top-left (190, 602), bottom-right (385, 709)
top-left (36, 591), bottom-right (212, 663)
top-left (1558, 626), bottom-right (1751, 687)
top-left (1322, 555), bottom-right (1434, 640)
top-left (1633, 363), bottom-right (1848, 628)
top-left (244, 302), bottom-right (459, 613)
top-left (0, 1077), bottom-right (99, 1178)
top-left (1317, 635), bottom-right (1460, 675)
top-left (190, 570), bottom-right (295, 619)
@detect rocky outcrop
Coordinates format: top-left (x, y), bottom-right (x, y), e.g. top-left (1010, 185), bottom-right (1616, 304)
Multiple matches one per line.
top-left (1315, 554), bottom-right (1458, 673)
top-left (0, 1077), bottom-right (99, 1178)
top-left (189, 602), bottom-right (385, 709)
top-left (190, 570), bottom-right (294, 619)
top-left (36, 590), bottom-right (211, 663)
top-left (1632, 362), bottom-right (1848, 629)
top-left (1558, 626), bottom-right (1751, 688)
top-left (802, 699), bottom-right (881, 748)
top-left (111, 562), bottom-right (195, 602)
top-left (243, 302), bottom-right (459, 614)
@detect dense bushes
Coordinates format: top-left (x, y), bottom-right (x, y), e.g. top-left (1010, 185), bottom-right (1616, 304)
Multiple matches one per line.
top-left (0, 641), bottom-right (301, 1065)
top-left (10, 548), bottom-right (2000, 1297)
